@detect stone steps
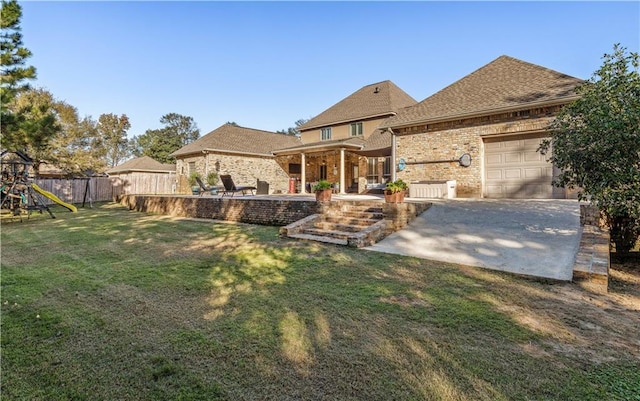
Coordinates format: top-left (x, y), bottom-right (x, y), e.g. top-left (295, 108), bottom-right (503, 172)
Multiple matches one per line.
top-left (323, 216), bottom-right (381, 226)
top-left (281, 202), bottom-right (385, 247)
top-left (287, 233), bottom-right (348, 246)
top-left (312, 221), bottom-right (367, 233)
top-left (280, 200), bottom-right (431, 248)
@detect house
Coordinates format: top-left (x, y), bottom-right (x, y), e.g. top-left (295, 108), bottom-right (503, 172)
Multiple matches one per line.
top-left (381, 55), bottom-right (583, 198)
top-left (106, 156), bottom-right (176, 194)
top-left (272, 80), bottom-right (417, 193)
top-left (171, 123), bottom-right (302, 194)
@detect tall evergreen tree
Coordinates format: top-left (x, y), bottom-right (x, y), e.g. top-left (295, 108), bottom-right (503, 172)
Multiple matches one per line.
top-left (1, 0), bottom-right (38, 150)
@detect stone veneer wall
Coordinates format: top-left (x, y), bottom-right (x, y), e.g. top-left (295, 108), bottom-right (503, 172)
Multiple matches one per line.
top-left (120, 195), bottom-right (320, 226)
top-left (573, 204), bottom-right (610, 293)
top-left (394, 109), bottom-right (559, 198)
top-left (176, 153), bottom-right (291, 194)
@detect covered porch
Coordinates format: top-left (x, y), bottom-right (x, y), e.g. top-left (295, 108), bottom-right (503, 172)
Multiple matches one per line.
top-left (273, 132), bottom-right (394, 195)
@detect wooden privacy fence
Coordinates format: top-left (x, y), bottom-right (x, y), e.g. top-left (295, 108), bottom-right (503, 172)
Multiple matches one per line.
top-left (33, 174), bottom-right (177, 205)
top-left (33, 177), bottom-right (120, 205)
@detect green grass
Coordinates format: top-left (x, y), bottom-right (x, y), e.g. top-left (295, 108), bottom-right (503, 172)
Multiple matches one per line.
top-left (1, 203), bottom-right (639, 400)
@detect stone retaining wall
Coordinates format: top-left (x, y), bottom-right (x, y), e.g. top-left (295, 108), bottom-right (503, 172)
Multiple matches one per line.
top-left (573, 205), bottom-right (610, 293)
top-left (119, 195), bottom-right (321, 226)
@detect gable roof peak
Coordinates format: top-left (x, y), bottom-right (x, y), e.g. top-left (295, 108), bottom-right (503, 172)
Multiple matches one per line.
top-left (382, 55), bottom-right (583, 129)
top-left (299, 80), bottom-right (417, 131)
top-left (171, 122), bottom-right (301, 157)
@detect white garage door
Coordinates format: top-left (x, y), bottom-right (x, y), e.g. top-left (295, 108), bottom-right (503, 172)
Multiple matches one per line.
top-left (484, 134), bottom-right (559, 199)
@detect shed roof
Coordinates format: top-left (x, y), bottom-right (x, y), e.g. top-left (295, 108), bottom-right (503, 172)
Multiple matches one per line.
top-left (171, 123), bottom-right (302, 157)
top-left (299, 80), bottom-right (417, 131)
top-left (382, 55), bottom-right (583, 129)
top-left (106, 156), bottom-right (175, 174)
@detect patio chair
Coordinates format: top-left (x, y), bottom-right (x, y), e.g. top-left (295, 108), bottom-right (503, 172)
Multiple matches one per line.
top-left (195, 176), bottom-right (214, 196)
top-left (220, 175), bottom-right (256, 197)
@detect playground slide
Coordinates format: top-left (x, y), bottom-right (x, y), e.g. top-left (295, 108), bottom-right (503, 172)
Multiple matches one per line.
top-left (31, 183), bottom-right (78, 213)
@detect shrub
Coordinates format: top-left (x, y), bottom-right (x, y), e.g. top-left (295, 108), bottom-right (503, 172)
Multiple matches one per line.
top-left (313, 180), bottom-right (332, 191)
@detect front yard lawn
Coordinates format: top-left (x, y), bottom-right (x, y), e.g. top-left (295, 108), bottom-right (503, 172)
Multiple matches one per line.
top-left (1, 203), bottom-right (639, 400)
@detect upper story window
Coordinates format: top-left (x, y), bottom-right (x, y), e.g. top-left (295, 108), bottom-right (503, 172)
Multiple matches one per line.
top-left (350, 122), bottom-right (363, 137)
top-left (321, 127), bottom-right (332, 141)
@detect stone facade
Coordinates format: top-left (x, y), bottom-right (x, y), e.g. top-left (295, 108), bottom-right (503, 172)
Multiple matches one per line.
top-left (573, 205), bottom-right (610, 293)
top-left (394, 108), bottom-right (558, 198)
top-left (176, 153), bottom-right (291, 194)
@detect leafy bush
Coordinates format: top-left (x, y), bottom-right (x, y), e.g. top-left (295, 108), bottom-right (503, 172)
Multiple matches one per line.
top-left (385, 179), bottom-right (408, 194)
top-left (540, 44), bottom-right (640, 253)
top-left (206, 171), bottom-right (218, 186)
top-left (188, 172), bottom-right (201, 187)
top-left (313, 180), bottom-right (332, 191)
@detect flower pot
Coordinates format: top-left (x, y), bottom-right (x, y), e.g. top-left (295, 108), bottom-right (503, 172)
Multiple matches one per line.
top-left (315, 188), bottom-right (332, 202)
top-left (191, 186), bottom-right (200, 195)
top-left (210, 187), bottom-right (218, 195)
top-left (384, 190), bottom-right (404, 203)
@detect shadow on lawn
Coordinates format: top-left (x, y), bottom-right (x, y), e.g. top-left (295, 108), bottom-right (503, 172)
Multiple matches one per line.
top-left (3, 203), bottom-right (638, 400)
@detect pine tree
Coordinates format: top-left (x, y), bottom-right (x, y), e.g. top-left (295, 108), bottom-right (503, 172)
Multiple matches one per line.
top-left (1, 0), bottom-right (37, 148)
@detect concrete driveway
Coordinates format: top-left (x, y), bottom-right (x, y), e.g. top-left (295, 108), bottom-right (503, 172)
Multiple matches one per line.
top-left (365, 199), bottom-right (582, 280)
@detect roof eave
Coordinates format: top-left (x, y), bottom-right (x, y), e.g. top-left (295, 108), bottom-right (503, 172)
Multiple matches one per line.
top-left (108, 169), bottom-right (176, 174)
top-left (173, 148), bottom-right (275, 158)
top-left (273, 142), bottom-right (364, 155)
top-left (382, 95), bottom-right (580, 130)
top-left (299, 111), bottom-right (397, 132)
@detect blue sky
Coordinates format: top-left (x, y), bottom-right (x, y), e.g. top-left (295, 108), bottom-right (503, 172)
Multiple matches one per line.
top-left (19, 1), bottom-right (640, 139)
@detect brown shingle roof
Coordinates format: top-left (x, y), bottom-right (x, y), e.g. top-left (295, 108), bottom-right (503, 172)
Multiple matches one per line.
top-left (299, 80), bottom-right (417, 131)
top-left (272, 137), bottom-right (365, 154)
top-left (171, 123), bottom-right (302, 157)
top-left (382, 55), bottom-right (583, 129)
top-left (106, 156), bottom-right (175, 174)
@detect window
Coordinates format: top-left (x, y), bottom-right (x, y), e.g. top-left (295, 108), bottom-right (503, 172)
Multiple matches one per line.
top-left (289, 163), bottom-right (301, 174)
top-left (366, 157), bottom-right (377, 184)
top-left (349, 122), bottom-right (363, 137)
top-left (383, 156), bottom-right (391, 179)
top-left (188, 162), bottom-right (196, 175)
top-left (319, 165), bottom-right (327, 180)
top-left (321, 127), bottom-right (332, 141)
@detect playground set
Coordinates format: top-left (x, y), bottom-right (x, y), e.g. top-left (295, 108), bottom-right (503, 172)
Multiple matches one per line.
top-left (1, 150), bottom-right (78, 219)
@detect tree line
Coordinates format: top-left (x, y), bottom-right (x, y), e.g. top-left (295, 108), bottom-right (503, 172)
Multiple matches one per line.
top-left (0, 0), bottom-right (203, 174)
top-left (0, 0), bottom-right (300, 175)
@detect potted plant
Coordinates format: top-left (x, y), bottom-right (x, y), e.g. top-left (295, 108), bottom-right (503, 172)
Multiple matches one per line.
top-left (313, 180), bottom-right (333, 202)
top-left (189, 172), bottom-right (201, 195)
top-left (206, 171), bottom-right (219, 195)
top-left (384, 179), bottom-right (408, 203)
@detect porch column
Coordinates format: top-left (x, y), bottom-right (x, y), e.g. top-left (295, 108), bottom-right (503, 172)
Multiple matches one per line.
top-left (391, 129), bottom-right (397, 182)
top-left (339, 148), bottom-right (346, 194)
top-left (300, 153), bottom-right (307, 194)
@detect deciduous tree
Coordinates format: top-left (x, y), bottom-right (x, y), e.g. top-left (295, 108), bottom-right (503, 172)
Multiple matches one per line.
top-left (276, 118), bottom-right (308, 136)
top-left (131, 113), bottom-right (199, 164)
top-left (96, 113), bottom-right (131, 167)
top-left (540, 44), bottom-right (640, 253)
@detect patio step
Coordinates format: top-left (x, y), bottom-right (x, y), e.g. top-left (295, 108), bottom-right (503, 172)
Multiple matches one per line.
top-left (302, 227), bottom-right (353, 240)
top-left (323, 216), bottom-right (381, 226)
top-left (312, 221), bottom-right (367, 233)
top-left (281, 201), bottom-right (391, 248)
top-left (287, 232), bottom-right (348, 246)
top-left (340, 211), bottom-right (384, 219)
